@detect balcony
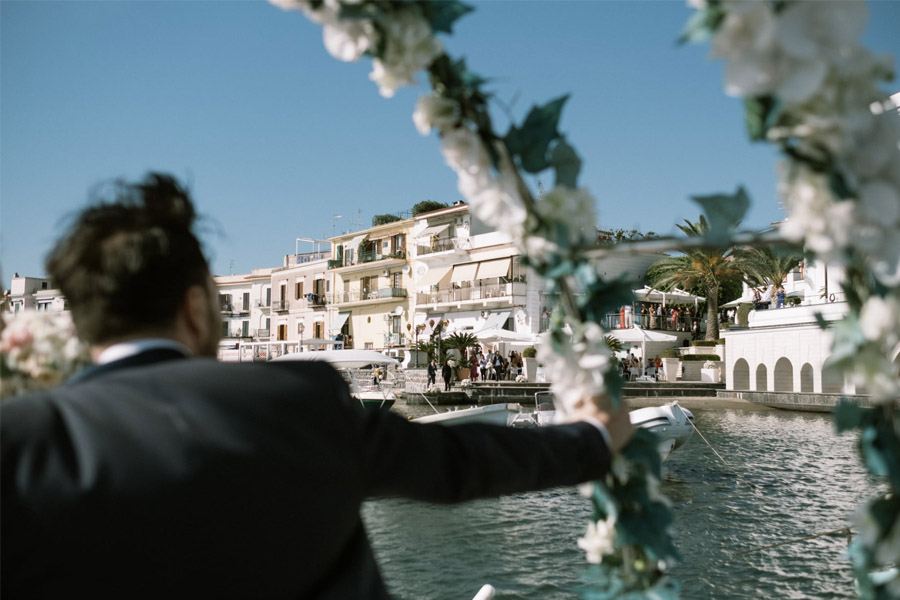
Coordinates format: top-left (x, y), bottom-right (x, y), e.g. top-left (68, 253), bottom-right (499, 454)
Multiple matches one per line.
top-left (305, 292), bottom-right (328, 307)
top-left (331, 249), bottom-right (407, 272)
top-left (383, 333), bottom-right (405, 347)
top-left (359, 249), bottom-right (405, 264)
top-left (272, 299), bottom-right (290, 312)
top-left (417, 237), bottom-right (463, 256)
top-left (332, 287), bottom-right (408, 305)
top-left (415, 282), bottom-right (526, 306)
top-left (327, 259), bottom-right (343, 269)
top-left (220, 303), bottom-right (234, 314)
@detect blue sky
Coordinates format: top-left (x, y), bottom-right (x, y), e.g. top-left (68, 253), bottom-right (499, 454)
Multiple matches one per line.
top-left (2, 0), bottom-right (899, 279)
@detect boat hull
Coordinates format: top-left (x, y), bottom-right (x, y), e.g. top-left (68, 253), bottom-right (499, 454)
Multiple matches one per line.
top-left (413, 403), bottom-right (520, 426)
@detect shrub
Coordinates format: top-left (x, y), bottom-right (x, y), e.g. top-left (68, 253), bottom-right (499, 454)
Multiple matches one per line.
top-left (681, 354), bottom-right (721, 361)
top-left (371, 213), bottom-right (402, 226)
top-left (411, 200), bottom-right (448, 216)
top-left (522, 346), bottom-right (537, 358)
top-left (661, 348), bottom-right (681, 358)
top-left (691, 340), bottom-right (717, 347)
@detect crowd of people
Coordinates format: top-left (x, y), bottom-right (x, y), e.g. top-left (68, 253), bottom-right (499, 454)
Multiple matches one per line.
top-left (426, 348), bottom-right (526, 390)
top-left (615, 303), bottom-right (703, 338)
top-left (616, 352), bottom-right (663, 381)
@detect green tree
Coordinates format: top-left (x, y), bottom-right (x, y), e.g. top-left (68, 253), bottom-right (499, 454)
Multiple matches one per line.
top-left (442, 332), bottom-right (480, 361)
top-left (736, 246), bottom-right (804, 291)
top-left (411, 200), bottom-right (449, 216)
top-left (371, 213), bottom-right (402, 226)
top-left (646, 217), bottom-right (745, 340)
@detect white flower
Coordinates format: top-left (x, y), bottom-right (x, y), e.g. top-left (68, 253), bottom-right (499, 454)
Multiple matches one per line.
top-left (577, 516), bottom-right (617, 564)
top-left (323, 19), bottom-right (375, 62)
top-left (413, 94), bottom-right (460, 135)
top-left (369, 8), bottom-right (441, 97)
top-left (1, 311), bottom-right (89, 397)
top-left (538, 323), bottom-right (611, 414)
top-left (778, 164), bottom-right (854, 260)
top-left (440, 127), bottom-right (491, 179)
top-left (859, 295), bottom-right (900, 345)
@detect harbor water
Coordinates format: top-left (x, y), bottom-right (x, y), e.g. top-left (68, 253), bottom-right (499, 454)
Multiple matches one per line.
top-left (362, 405), bottom-right (878, 599)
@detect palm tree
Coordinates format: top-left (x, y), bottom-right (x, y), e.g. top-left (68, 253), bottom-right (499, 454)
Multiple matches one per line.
top-left (443, 332), bottom-right (480, 359)
top-left (736, 246), bottom-right (804, 293)
top-left (646, 217), bottom-right (745, 341)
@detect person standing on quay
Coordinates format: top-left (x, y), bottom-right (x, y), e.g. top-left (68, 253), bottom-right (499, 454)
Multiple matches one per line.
top-left (427, 358), bottom-right (437, 387)
top-left (1, 173), bottom-right (633, 598)
top-left (442, 360), bottom-right (453, 391)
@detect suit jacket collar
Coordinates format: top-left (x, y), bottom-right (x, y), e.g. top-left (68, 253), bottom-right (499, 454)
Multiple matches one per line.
top-left (68, 347), bottom-right (189, 385)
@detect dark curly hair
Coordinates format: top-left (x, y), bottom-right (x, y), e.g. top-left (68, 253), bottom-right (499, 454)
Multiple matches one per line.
top-left (46, 173), bottom-right (211, 344)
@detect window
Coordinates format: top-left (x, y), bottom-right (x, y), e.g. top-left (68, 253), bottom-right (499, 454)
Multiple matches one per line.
top-left (314, 321), bottom-right (324, 338)
top-left (242, 321), bottom-right (249, 337)
top-left (391, 315), bottom-right (402, 334)
top-left (295, 281), bottom-right (304, 300)
top-left (242, 292), bottom-right (250, 311)
top-left (219, 294), bottom-right (230, 310)
top-left (265, 288), bottom-right (271, 307)
top-left (364, 342), bottom-right (374, 350)
top-left (277, 323), bottom-right (287, 341)
top-left (221, 321), bottom-right (229, 337)
top-left (392, 271), bottom-right (402, 289)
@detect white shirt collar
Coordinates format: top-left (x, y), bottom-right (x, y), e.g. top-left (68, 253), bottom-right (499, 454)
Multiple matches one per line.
top-left (96, 339), bottom-right (192, 365)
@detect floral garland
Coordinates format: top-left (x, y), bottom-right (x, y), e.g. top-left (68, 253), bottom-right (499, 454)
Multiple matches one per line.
top-left (0, 310), bottom-right (89, 399)
top-left (684, 1), bottom-right (899, 597)
top-left (272, 0), bottom-right (898, 597)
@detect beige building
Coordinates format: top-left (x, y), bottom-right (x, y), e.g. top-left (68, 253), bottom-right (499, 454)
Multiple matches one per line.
top-left (328, 218), bottom-right (414, 350)
top-left (269, 247), bottom-right (332, 344)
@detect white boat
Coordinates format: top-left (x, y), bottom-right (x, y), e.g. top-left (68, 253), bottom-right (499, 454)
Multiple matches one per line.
top-left (412, 403), bottom-right (521, 426)
top-left (509, 394), bottom-right (694, 460)
top-left (272, 349), bottom-right (399, 409)
top-left (628, 402), bottom-right (694, 460)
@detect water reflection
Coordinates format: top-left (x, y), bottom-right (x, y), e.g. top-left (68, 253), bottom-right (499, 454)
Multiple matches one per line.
top-left (363, 408), bottom-right (877, 599)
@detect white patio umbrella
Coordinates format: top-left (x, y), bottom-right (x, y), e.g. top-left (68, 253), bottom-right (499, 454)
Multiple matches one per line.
top-left (633, 286), bottom-right (705, 306)
top-left (475, 328), bottom-right (538, 346)
top-left (608, 327), bottom-right (677, 372)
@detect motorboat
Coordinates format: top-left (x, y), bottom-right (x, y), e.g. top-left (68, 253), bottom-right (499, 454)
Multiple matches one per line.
top-left (628, 402), bottom-right (694, 460)
top-left (509, 393), bottom-right (694, 460)
top-left (412, 403), bottom-right (522, 426)
top-left (272, 349), bottom-right (399, 409)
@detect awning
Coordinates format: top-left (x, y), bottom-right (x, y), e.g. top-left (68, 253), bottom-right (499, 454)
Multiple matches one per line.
top-left (480, 310), bottom-right (511, 331)
top-left (415, 223), bottom-right (450, 242)
top-left (417, 265), bottom-right (451, 289)
top-left (330, 312), bottom-right (351, 333)
top-left (347, 234), bottom-right (367, 250)
top-left (476, 258), bottom-right (511, 280)
top-left (450, 262), bottom-right (479, 283)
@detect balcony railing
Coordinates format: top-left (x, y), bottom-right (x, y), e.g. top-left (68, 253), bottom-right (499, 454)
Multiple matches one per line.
top-left (603, 312), bottom-right (703, 333)
top-left (359, 249), bottom-right (405, 264)
top-left (327, 259), bottom-right (343, 269)
top-left (272, 299), bottom-right (290, 312)
top-left (416, 282), bottom-right (526, 305)
top-left (332, 287), bottom-right (408, 304)
top-left (305, 292), bottom-right (328, 306)
top-left (417, 237), bottom-right (459, 256)
top-left (220, 303), bottom-right (234, 314)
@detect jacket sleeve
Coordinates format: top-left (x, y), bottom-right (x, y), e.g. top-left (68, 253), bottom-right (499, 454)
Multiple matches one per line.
top-left (354, 404), bottom-right (612, 503)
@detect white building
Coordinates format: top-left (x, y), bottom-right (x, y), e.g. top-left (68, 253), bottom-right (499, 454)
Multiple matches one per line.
top-left (721, 260), bottom-right (877, 395)
top-left (6, 275), bottom-right (66, 313)
top-left (214, 268), bottom-right (274, 342)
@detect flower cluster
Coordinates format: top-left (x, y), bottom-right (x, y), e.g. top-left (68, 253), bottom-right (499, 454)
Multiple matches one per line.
top-left (1, 311), bottom-right (89, 399)
top-left (577, 515), bottom-right (617, 564)
top-left (537, 322), bottom-right (611, 416)
top-left (271, 0), bottom-right (440, 97)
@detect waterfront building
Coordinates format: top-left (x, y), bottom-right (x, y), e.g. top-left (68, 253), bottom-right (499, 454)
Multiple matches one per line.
top-left (268, 243), bottom-right (332, 345)
top-left (5, 275), bottom-right (66, 313)
top-left (214, 268), bottom-right (274, 343)
top-left (720, 260), bottom-right (898, 396)
top-left (327, 218), bottom-right (414, 351)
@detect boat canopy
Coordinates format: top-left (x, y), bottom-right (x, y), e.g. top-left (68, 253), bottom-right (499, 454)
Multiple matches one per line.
top-left (272, 349), bottom-right (398, 369)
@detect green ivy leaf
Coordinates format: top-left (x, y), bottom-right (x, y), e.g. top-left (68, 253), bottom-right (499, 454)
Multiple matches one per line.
top-left (834, 400), bottom-right (865, 433)
top-left (418, 0), bottom-right (474, 34)
top-left (691, 186), bottom-right (750, 246)
top-left (550, 138), bottom-right (582, 188)
top-left (504, 94), bottom-right (569, 173)
top-left (744, 96), bottom-right (780, 141)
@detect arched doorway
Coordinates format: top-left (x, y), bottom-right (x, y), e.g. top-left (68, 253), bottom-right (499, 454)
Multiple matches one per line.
top-left (800, 363), bottom-right (814, 392)
top-left (755, 364), bottom-right (767, 392)
top-left (733, 359), bottom-right (750, 390)
top-left (774, 358), bottom-right (793, 392)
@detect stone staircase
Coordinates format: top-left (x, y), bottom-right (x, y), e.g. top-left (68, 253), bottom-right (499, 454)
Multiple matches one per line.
top-left (623, 382), bottom-right (724, 397)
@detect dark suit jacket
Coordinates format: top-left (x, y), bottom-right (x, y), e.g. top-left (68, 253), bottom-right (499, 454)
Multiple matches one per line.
top-left (1, 353), bottom-right (611, 598)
